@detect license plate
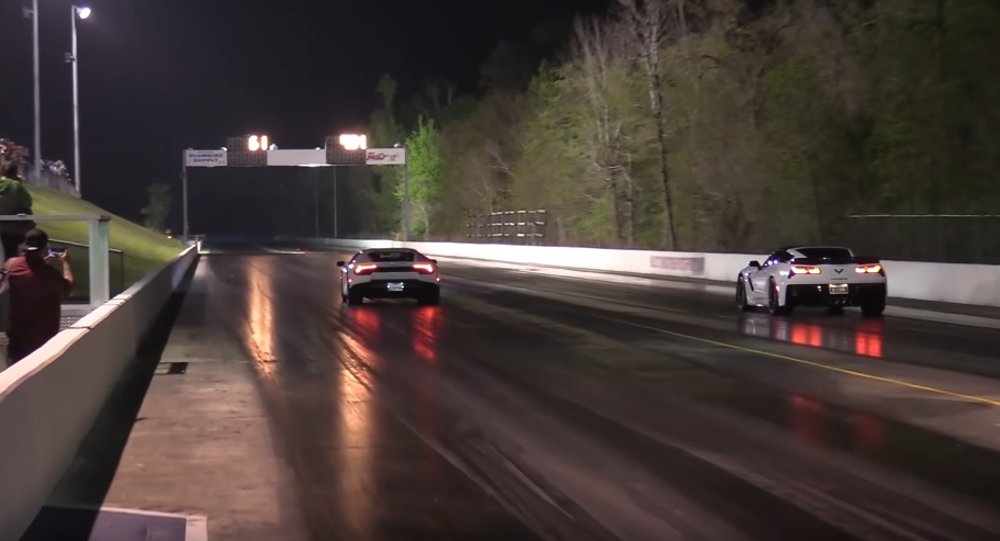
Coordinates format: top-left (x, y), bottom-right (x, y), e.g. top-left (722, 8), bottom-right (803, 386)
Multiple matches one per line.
top-left (387, 282), bottom-right (405, 292)
top-left (829, 284), bottom-right (849, 295)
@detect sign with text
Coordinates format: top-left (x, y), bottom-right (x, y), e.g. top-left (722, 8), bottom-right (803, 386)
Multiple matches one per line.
top-left (185, 150), bottom-right (227, 167)
top-left (365, 148), bottom-right (407, 165)
top-left (267, 149), bottom-right (328, 167)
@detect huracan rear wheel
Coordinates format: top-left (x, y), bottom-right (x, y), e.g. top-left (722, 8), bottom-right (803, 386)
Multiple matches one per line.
top-left (417, 288), bottom-right (440, 306)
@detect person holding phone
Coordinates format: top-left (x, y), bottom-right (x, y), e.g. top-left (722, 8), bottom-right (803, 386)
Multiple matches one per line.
top-left (3, 228), bottom-right (73, 364)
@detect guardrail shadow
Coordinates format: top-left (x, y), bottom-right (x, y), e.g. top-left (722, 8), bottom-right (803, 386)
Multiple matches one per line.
top-left (19, 271), bottom-right (195, 541)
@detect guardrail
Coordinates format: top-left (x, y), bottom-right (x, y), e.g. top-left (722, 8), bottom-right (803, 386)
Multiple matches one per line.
top-left (50, 237), bottom-right (127, 299)
top-left (0, 245), bottom-right (198, 540)
top-left (0, 214), bottom-right (112, 306)
top-left (300, 238), bottom-right (1000, 308)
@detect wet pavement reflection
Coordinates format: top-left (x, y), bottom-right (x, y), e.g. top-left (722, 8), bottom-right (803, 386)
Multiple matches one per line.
top-left (740, 313), bottom-right (885, 359)
top-left (189, 245), bottom-right (1000, 540)
top-left (207, 254), bottom-right (539, 541)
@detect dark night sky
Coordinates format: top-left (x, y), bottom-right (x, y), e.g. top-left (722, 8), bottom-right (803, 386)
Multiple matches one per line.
top-left (0, 0), bottom-right (609, 228)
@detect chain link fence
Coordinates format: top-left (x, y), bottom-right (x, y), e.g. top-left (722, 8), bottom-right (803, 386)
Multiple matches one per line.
top-left (28, 165), bottom-right (80, 198)
top-left (460, 211), bottom-right (999, 264)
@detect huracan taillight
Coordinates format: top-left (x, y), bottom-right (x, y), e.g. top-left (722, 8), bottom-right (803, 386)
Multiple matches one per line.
top-left (353, 262), bottom-right (378, 275)
top-left (412, 262), bottom-right (436, 274)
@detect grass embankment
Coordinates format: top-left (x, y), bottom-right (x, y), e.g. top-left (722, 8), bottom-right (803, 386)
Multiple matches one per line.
top-left (25, 185), bottom-right (183, 299)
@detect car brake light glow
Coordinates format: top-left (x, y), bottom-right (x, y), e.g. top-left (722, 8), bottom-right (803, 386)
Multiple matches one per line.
top-left (354, 262), bottom-right (378, 275)
top-left (790, 265), bottom-right (821, 275)
top-left (412, 262), bottom-right (436, 274)
top-left (855, 264), bottom-right (882, 274)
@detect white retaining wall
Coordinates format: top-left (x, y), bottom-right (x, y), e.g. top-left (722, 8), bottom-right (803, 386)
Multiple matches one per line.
top-left (0, 246), bottom-right (199, 541)
top-left (319, 239), bottom-right (1000, 307)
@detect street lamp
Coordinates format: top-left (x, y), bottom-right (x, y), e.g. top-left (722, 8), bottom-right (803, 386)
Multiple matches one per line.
top-left (338, 134), bottom-right (367, 151)
top-left (25, 0), bottom-right (41, 181)
top-left (394, 142), bottom-right (409, 241)
top-left (68, 5), bottom-right (92, 195)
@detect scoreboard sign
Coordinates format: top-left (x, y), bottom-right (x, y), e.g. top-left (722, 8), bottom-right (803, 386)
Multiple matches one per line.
top-left (325, 135), bottom-right (366, 165)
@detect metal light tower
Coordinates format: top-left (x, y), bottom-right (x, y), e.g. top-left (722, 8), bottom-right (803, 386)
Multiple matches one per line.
top-left (394, 143), bottom-right (409, 241)
top-left (68, 6), bottom-right (92, 194)
top-left (30, 0), bottom-right (41, 181)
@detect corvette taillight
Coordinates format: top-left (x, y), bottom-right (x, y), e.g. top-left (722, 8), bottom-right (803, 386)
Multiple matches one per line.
top-left (855, 264), bottom-right (882, 274)
top-left (412, 262), bottom-right (436, 274)
top-left (353, 262), bottom-right (378, 275)
top-left (790, 265), bottom-right (821, 275)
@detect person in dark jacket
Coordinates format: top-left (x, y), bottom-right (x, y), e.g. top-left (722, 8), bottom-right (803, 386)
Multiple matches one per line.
top-left (4, 228), bottom-right (73, 363)
top-left (0, 161), bottom-right (34, 262)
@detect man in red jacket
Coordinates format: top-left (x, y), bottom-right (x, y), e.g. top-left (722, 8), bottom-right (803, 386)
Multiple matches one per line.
top-left (4, 228), bottom-right (74, 364)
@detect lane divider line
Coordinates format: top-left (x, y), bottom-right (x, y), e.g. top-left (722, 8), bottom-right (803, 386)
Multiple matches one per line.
top-left (593, 313), bottom-right (1000, 409)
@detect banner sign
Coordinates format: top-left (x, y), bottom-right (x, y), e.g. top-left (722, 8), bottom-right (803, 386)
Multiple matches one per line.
top-left (267, 149), bottom-right (329, 167)
top-left (185, 150), bottom-right (227, 168)
top-left (365, 148), bottom-right (406, 165)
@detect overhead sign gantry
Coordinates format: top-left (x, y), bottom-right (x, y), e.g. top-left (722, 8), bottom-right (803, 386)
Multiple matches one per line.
top-left (181, 134), bottom-right (409, 239)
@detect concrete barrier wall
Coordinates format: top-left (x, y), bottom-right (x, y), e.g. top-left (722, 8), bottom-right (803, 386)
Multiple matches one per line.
top-left (0, 246), bottom-right (199, 541)
top-left (317, 239), bottom-right (1000, 307)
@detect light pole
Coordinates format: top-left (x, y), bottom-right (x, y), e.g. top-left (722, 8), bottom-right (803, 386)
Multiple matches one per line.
top-left (394, 143), bottom-right (409, 241)
top-left (332, 166), bottom-right (338, 238)
top-left (68, 6), bottom-right (91, 195)
top-left (28, 0), bottom-right (41, 181)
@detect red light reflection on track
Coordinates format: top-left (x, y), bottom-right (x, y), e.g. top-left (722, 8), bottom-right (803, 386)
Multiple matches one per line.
top-left (855, 332), bottom-right (883, 358)
top-left (741, 315), bottom-right (885, 359)
top-left (790, 323), bottom-right (823, 348)
top-left (348, 307), bottom-right (382, 340)
top-left (790, 395), bottom-right (826, 445)
top-left (852, 413), bottom-right (885, 458)
top-left (853, 319), bottom-right (885, 359)
top-left (412, 307), bottom-right (442, 365)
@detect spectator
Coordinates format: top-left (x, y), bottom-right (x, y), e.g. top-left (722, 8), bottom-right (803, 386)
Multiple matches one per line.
top-left (4, 229), bottom-right (73, 364)
top-left (0, 161), bottom-right (34, 261)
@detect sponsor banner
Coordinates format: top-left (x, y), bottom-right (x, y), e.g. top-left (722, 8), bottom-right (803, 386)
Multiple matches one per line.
top-left (184, 150), bottom-right (227, 168)
top-left (649, 255), bottom-right (705, 274)
top-left (266, 149), bottom-right (329, 167)
top-left (365, 148), bottom-right (406, 165)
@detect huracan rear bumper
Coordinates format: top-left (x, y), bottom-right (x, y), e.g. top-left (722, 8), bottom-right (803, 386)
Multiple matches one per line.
top-left (786, 283), bottom-right (886, 307)
top-left (351, 279), bottom-right (439, 298)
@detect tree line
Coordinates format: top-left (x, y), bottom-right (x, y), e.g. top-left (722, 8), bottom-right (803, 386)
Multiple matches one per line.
top-left (356, 0), bottom-right (1000, 253)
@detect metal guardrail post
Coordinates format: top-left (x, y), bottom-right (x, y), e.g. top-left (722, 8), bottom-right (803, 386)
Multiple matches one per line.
top-left (88, 216), bottom-right (110, 305)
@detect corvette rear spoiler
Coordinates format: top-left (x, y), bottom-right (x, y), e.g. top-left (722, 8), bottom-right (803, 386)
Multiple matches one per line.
top-left (791, 256), bottom-right (881, 265)
top-left (852, 256), bottom-right (881, 264)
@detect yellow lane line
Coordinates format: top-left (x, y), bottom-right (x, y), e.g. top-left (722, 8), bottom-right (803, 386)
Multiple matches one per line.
top-left (594, 314), bottom-right (1000, 409)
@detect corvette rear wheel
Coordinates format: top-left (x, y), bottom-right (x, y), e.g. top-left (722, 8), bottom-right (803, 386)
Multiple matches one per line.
top-left (861, 300), bottom-right (886, 317)
top-left (736, 278), bottom-right (752, 312)
top-left (768, 279), bottom-right (793, 316)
